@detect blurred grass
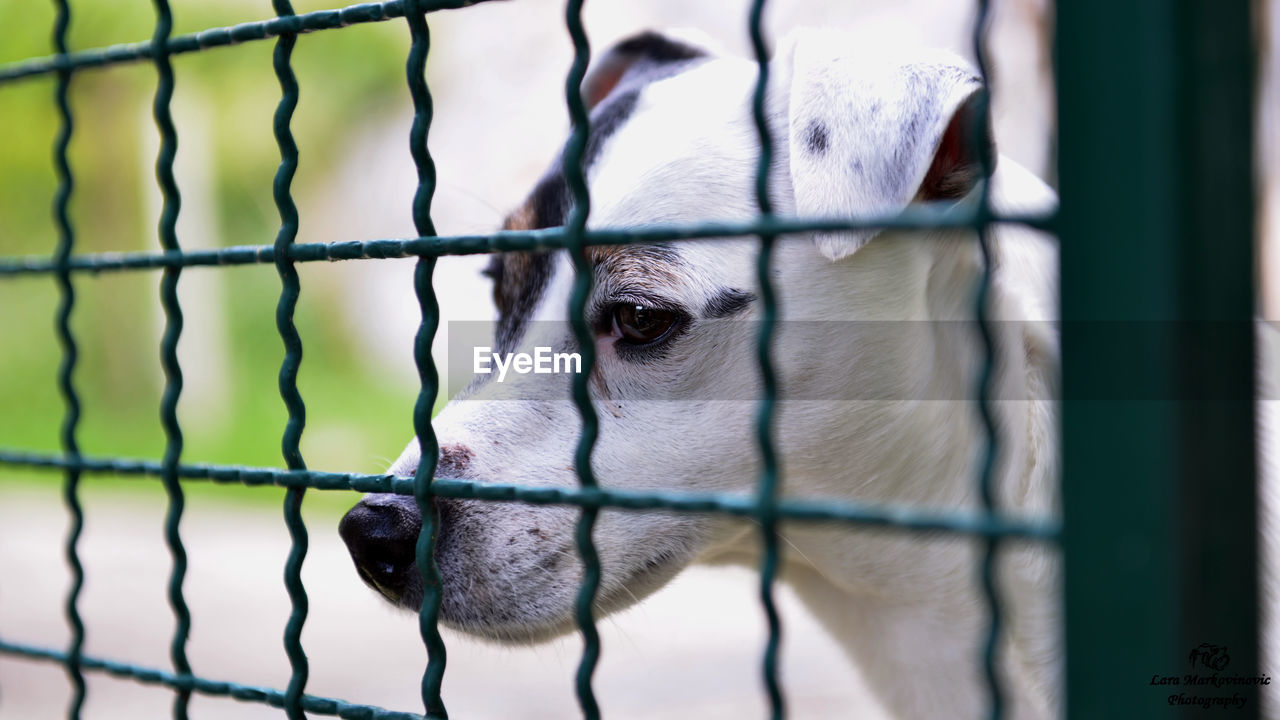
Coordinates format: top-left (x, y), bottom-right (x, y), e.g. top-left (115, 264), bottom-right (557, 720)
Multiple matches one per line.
top-left (0, 1), bottom-right (445, 516)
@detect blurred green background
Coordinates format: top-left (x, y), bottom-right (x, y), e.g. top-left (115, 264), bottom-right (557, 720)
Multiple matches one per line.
top-left (0, 1), bottom-right (440, 514)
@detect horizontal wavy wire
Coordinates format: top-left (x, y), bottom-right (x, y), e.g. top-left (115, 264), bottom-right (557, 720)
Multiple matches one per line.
top-left (0, 638), bottom-right (425, 720)
top-left (0, 448), bottom-right (1059, 540)
top-left (0, 210), bottom-right (1056, 276)
top-left (0, 0), bottom-right (498, 83)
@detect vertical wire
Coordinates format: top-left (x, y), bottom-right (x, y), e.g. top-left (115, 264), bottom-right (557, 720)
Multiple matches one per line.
top-left (562, 1), bottom-right (602, 718)
top-left (269, 1), bottom-right (309, 718)
top-left (150, 2), bottom-right (193, 717)
top-left (747, 2), bottom-right (784, 718)
top-left (402, 1), bottom-right (448, 717)
top-left (51, 2), bottom-right (85, 717)
top-left (969, 1), bottom-right (1004, 718)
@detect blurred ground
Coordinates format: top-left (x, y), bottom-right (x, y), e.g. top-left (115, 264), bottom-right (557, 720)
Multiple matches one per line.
top-left (0, 483), bottom-right (889, 719)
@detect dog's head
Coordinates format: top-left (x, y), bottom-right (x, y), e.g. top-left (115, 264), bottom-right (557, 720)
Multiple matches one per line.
top-left (340, 29), bottom-right (992, 642)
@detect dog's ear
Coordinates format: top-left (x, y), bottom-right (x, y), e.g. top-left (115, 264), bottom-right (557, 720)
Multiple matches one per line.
top-left (781, 31), bottom-right (994, 261)
top-left (582, 30), bottom-right (717, 110)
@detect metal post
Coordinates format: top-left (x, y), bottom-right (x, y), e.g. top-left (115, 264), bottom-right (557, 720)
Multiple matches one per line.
top-left (1059, 1), bottom-right (1258, 717)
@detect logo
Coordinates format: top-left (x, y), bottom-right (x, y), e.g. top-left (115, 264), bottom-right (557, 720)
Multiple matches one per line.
top-left (1190, 644), bottom-right (1232, 672)
top-left (1149, 642), bottom-right (1268, 711)
top-left (473, 346), bottom-right (583, 382)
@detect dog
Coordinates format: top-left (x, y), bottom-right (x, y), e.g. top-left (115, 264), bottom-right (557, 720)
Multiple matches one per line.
top-left (340, 28), bottom-right (1062, 719)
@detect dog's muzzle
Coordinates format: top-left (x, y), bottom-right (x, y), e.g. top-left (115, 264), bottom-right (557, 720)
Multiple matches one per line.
top-left (338, 494), bottom-right (423, 608)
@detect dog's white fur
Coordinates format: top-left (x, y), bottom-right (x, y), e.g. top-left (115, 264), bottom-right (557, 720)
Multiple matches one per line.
top-left (371, 29), bottom-right (1064, 719)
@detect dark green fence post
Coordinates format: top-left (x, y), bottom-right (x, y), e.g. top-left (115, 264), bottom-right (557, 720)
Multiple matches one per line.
top-left (1058, 1), bottom-right (1257, 718)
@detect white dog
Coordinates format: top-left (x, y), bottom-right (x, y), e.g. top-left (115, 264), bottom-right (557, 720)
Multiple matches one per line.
top-left (341, 28), bottom-right (1062, 719)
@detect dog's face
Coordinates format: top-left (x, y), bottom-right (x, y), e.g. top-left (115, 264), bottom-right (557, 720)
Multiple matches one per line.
top-left (340, 29), bottom-right (991, 642)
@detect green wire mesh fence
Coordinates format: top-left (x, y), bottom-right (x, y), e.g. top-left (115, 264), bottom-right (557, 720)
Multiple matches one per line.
top-left (0, 0), bottom-right (1259, 719)
top-left (8, 0), bottom-right (1048, 717)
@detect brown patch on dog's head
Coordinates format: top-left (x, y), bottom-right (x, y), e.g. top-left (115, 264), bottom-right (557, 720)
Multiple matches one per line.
top-left (502, 205), bottom-right (537, 232)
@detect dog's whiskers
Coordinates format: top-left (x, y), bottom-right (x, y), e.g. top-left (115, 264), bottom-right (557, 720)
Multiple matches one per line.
top-left (545, 546), bottom-right (645, 609)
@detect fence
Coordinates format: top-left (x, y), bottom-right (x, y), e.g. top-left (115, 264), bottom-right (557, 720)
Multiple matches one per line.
top-left (0, 1), bottom-right (1260, 719)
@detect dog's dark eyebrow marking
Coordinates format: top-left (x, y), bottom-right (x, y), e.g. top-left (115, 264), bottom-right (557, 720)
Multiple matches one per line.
top-left (583, 89), bottom-right (640, 171)
top-left (703, 288), bottom-right (756, 318)
top-left (805, 119), bottom-right (829, 156)
top-left (493, 176), bottom-right (564, 355)
top-left (527, 172), bottom-right (570, 232)
top-left (493, 250), bottom-right (554, 355)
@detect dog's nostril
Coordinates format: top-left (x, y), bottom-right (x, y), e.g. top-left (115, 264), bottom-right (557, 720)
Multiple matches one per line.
top-left (339, 500), bottom-right (420, 589)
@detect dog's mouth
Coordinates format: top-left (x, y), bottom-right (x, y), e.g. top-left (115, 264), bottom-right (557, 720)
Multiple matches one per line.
top-left (340, 494), bottom-right (692, 640)
top-left (355, 561), bottom-right (409, 606)
top-left (428, 540), bottom-right (688, 644)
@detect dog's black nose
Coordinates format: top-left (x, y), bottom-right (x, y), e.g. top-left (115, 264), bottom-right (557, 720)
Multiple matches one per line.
top-left (339, 496), bottom-right (421, 599)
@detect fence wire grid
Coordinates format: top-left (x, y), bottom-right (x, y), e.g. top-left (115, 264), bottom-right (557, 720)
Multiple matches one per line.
top-left (9, 0), bottom-right (1248, 718)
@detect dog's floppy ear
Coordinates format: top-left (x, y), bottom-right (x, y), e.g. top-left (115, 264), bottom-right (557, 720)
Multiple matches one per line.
top-left (781, 31), bottom-right (994, 261)
top-left (581, 30), bottom-right (717, 110)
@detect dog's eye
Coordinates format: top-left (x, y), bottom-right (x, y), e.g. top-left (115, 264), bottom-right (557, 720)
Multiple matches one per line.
top-left (612, 304), bottom-right (680, 345)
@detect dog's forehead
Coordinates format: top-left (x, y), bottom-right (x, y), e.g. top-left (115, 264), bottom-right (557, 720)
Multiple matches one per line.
top-left (497, 51), bottom-right (757, 233)
top-left (587, 59), bottom-right (771, 229)
top-left (487, 54), bottom-right (762, 341)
